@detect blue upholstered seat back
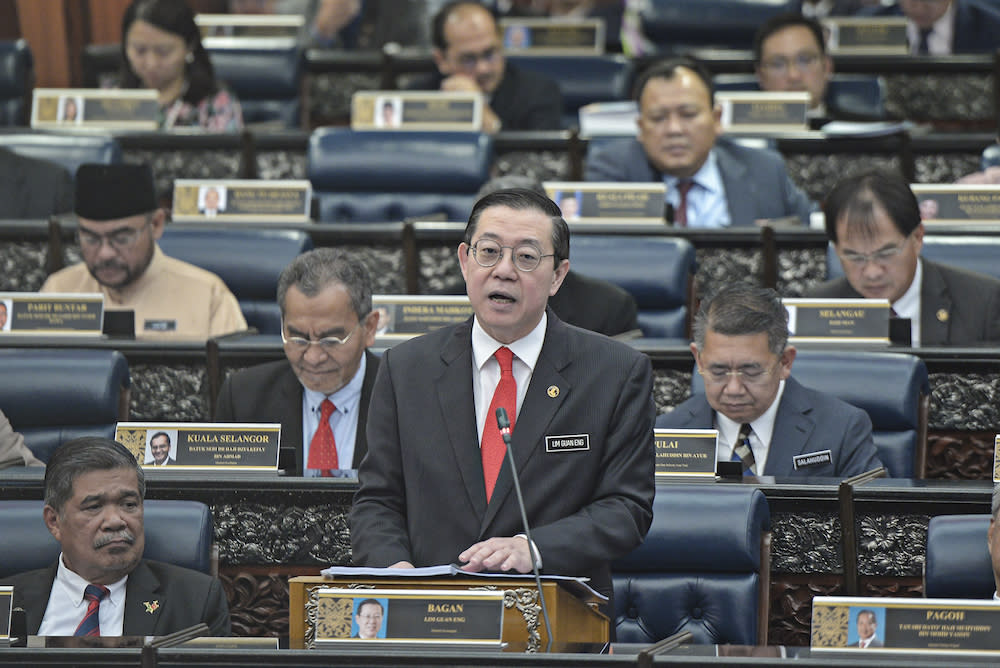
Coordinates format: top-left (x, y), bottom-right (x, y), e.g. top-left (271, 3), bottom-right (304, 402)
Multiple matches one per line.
top-left (713, 74), bottom-right (887, 119)
top-left (208, 46), bottom-right (303, 128)
top-left (828, 237), bottom-right (1000, 282)
top-left (0, 132), bottom-right (121, 174)
top-left (924, 514), bottom-right (994, 599)
top-left (0, 40), bottom-right (32, 125)
top-left (638, 0), bottom-right (798, 52)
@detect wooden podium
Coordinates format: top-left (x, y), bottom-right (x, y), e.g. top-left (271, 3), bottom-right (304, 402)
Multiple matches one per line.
top-left (288, 575), bottom-right (609, 651)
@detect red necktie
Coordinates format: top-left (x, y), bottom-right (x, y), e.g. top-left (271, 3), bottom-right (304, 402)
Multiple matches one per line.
top-left (675, 180), bottom-right (694, 227)
top-left (307, 398), bottom-right (338, 475)
top-left (74, 584), bottom-right (109, 637)
top-left (482, 347), bottom-right (516, 501)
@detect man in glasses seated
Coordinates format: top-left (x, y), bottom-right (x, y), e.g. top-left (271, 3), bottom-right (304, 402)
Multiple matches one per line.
top-left (808, 170), bottom-right (1000, 346)
top-left (215, 248), bottom-right (379, 477)
top-left (656, 283), bottom-right (881, 478)
top-left (40, 164), bottom-right (246, 339)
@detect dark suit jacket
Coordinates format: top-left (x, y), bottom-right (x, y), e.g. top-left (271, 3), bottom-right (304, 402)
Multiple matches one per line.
top-left (860, 0), bottom-right (1000, 54)
top-left (655, 376), bottom-right (881, 477)
top-left (349, 312), bottom-right (655, 600)
top-left (548, 270), bottom-right (640, 337)
top-left (584, 136), bottom-right (815, 226)
top-left (807, 258), bottom-right (1000, 346)
top-left (0, 147), bottom-right (74, 219)
top-left (3, 559), bottom-right (230, 636)
top-left (214, 351), bottom-right (379, 475)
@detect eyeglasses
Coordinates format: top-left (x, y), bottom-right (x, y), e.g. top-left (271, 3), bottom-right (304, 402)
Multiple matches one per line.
top-left (281, 319), bottom-right (364, 353)
top-left (454, 46), bottom-right (500, 70)
top-left (698, 361), bottom-right (780, 386)
top-left (469, 239), bottom-right (555, 272)
top-left (839, 234), bottom-right (913, 267)
top-left (760, 52), bottom-right (822, 75)
top-left (77, 221), bottom-right (150, 251)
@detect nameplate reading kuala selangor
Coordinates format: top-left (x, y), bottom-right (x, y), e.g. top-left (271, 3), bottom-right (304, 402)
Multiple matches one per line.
top-left (811, 596), bottom-right (1000, 654)
top-left (114, 422), bottom-right (280, 473)
top-left (654, 429), bottom-right (719, 478)
top-left (196, 13), bottom-right (302, 46)
top-left (542, 181), bottom-right (666, 223)
top-left (351, 91), bottom-right (482, 131)
top-left (172, 179), bottom-right (312, 223)
top-left (717, 92), bottom-right (810, 133)
top-left (373, 295), bottom-right (472, 340)
top-left (499, 18), bottom-right (604, 55)
top-left (911, 184), bottom-right (1000, 224)
top-left (784, 298), bottom-right (890, 344)
top-left (0, 292), bottom-right (103, 336)
top-left (0, 586), bottom-right (11, 647)
top-left (822, 17), bottom-right (909, 55)
top-left (31, 88), bottom-right (158, 131)
top-left (313, 588), bottom-right (504, 649)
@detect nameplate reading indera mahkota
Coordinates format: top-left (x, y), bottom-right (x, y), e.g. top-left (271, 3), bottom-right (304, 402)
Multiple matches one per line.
top-left (911, 185), bottom-right (1000, 224)
top-left (823, 18), bottom-right (908, 55)
top-left (0, 292), bottom-right (103, 336)
top-left (542, 182), bottom-right (666, 222)
top-left (784, 299), bottom-right (890, 344)
top-left (352, 91), bottom-right (482, 131)
top-left (718, 92), bottom-right (810, 133)
top-left (373, 296), bottom-right (472, 339)
top-left (172, 179), bottom-right (311, 223)
top-left (32, 88), bottom-right (158, 130)
top-left (654, 429), bottom-right (719, 478)
top-left (115, 422), bottom-right (280, 473)
top-left (499, 18), bottom-right (604, 54)
top-left (0, 586), bottom-right (11, 647)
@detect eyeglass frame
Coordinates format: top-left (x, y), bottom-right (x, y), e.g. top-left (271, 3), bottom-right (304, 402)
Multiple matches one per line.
top-left (468, 238), bottom-right (556, 272)
top-left (280, 317), bottom-right (367, 353)
top-left (759, 51), bottom-right (823, 75)
top-left (76, 216), bottom-right (153, 252)
top-left (697, 358), bottom-right (783, 386)
top-left (837, 232), bottom-right (916, 268)
top-left (451, 45), bottom-right (502, 71)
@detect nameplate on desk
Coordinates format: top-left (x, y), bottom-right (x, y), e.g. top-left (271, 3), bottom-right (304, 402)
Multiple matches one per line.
top-left (31, 88), bottom-right (159, 131)
top-left (313, 588), bottom-right (504, 648)
top-left (0, 586), bottom-right (11, 647)
top-left (542, 182), bottom-right (666, 222)
top-left (351, 91), bottom-right (482, 131)
top-left (992, 435), bottom-right (1000, 482)
top-left (0, 292), bottom-right (103, 336)
top-left (654, 429), bottom-right (718, 478)
top-left (172, 179), bottom-right (312, 223)
top-left (181, 636), bottom-right (280, 649)
top-left (812, 596), bottom-right (1000, 653)
top-left (373, 295), bottom-right (472, 340)
top-left (911, 184), bottom-right (1000, 224)
top-left (500, 18), bottom-right (604, 55)
top-left (784, 298), bottom-right (890, 344)
top-left (823, 17), bottom-right (909, 55)
top-left (718, 92), bottom-right (810, 133)
top-left (115, 422), bottom-right (281, 472)
top-left (197, 13), bottom-right (302, 46)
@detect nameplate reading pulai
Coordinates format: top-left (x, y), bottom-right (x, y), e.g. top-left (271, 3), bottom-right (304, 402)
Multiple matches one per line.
top-left (718, 92), bottom-right (810, 133)
top-left (0, 292), bottom-right (103, 336)
top-left (654, 429), bottom-right (718, 478)
top-left (115, 422), bottom-right (281, 473)
top-left (352, 91), bottom-right (483, 131)
top-left (172, 179), bottom-right (312, 223)
top-left (911, 184), bottom-right (1000, 224)
top-left (784, 298), bottom-right (890, 344)
top-left (372, 295), bottom-right (472, 340)
top-left (31, 88), bottom-right (158, 130)
top-left (823, 18), bottom-right (908, 55)
top-left (542, 182), bottom-right (666, 223)
top-left (0, 586), bottom-right (11, 647)
top-left (499, 18), bottom-right (604, 55)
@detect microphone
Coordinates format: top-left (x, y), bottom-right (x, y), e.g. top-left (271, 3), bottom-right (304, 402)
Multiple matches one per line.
top-left (664, 202), bottom-right (675, 226)
top-left (495, 407), bottom-right (553, 651)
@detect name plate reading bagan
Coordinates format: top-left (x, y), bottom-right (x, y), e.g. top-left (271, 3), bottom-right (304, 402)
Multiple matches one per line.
top-left (352, 91), bottom-right (482, 131)
top-left (172, 179), bottom-right (312, 223)
top-left (373, 295), bottom-right (472, 340)
top-left (823, 17), bottom-right (909, 55)
top-left (718, 92), bottom-right (810, 133)
top-left (784, 298), bottom-right (890, 344)
top-left (812, 596), bottom-right (1000, 654)
top-left (542, 182), bottom-right (666, 222)
top-left (499, 18), bottom-right (604, 55)
top-left (314, 588), bottom-right (504, 648)
top-left (32, 88), bottom-right (159, 131)
top-left (911, 184), bottom-right (1000, 224)
top-left (0, 292), bottom-right (103, 336)
top-left (196, 13), bottom-right (302, 46)
top-left (115, 422), bottom-right (280, 473)
top-left (654, 429), bottom-right (719, 478)
top-left (0, 586), bottom-right (11, 647)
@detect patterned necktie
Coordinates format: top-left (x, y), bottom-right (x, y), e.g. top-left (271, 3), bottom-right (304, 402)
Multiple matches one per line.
top-left (917, 28), bottom-right (932, 55)
top-left (731, 423), bottom-right (757, 476)
top-left (74, 584), bottom-right (110, 637)
top-left (307, 398), bottom-right (338, 476)
top-left (675, 180), bottom-right (694, 227)
top-left (482, 347), bottom-right (516, 502)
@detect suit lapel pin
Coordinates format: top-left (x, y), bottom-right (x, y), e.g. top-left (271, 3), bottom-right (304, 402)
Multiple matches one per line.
top-left (547, 385), bottom-right (559, 398)
top-left (143, 600), bottom-right (160, 614)
top-left (936, 309), bottom-right (948, 322)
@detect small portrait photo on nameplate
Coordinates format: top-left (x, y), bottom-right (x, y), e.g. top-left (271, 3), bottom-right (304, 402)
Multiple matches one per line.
top-left (0, 292), bottom-right (103, 336)
top-left (717, 92), bottom-right (810, 133)
top-left (115, 422), bottom-right (281, 473)
top-left (32, 88), bottom-right (159, 131)
top-left (196, 13), bottom-right (303, 46)
top-left (784, 298), bottom-right (891, 344)
top-left (313, 588), bottom-right (504, 649)
top-left (372, 295), bottom-right (472, 341)
top-left (822, 17), bottom-right (908, 55)
top-left (499, 18), bottom-right (604, 55)
top-left (910, 184), bottom-right (1000, 224)
top-left (172, 179), bottom-right (311, 223)
top-left (654, 429), bottom-right (719, 478)
top-left (0, 585), bottom-right (11, 647)
top-left (542, 182), bottom-right (666, 223)
top-left (351, 91), bottom-right (482, 131)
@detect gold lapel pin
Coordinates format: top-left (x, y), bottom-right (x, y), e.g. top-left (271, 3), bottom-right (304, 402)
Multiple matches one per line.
top-left (143, 601), bottom-right (160, 614)
top-left (936, 309), bottom-right (948, 322)
top-left (547, 385), bottom-right (559, 398)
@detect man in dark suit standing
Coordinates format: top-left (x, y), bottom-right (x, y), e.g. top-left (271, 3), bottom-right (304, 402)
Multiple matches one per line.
top-left (215, 248), bottom-right (379, 476)
top-left (350, 188), bottom-right (655, 606)
top-left (1, 437), bottom-right (229, 636)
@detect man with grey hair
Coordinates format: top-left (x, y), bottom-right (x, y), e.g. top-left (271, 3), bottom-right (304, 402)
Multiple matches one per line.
top-left (1, 437), bottom-right (229, 636)
top-left (215, 248), bottom-right (379, 476)
top-left (988, 483), bottom-right (1000, 598)
top-left (656, 283), bottom-right (881, 477)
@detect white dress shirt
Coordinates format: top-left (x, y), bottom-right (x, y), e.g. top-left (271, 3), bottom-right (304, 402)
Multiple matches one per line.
top-left (714, 380), bottom-right (787, 474)
top-left (907, 3), bottom-right (955, 55)
top-left (662, 151), bottom-right (731, 229)
top-left (37, 554), bottom-right (128, 636)
top-left (892, 259), bottom-right (923, 347)
top-left (301, 353), bottom-right (367, 477)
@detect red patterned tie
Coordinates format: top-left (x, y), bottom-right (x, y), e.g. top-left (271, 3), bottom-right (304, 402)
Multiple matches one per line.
top-left (307, 398), bottom-right (338, 476)
top-left (482, 347), bottom-right (517, 501)
top-left (74, 584), bottom-right (109, 637)
top-left (675, 180), bottom-right (694, 227)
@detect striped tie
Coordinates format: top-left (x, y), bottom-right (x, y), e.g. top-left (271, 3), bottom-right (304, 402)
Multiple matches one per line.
top-left (74, 584), bottom-right (110, 637)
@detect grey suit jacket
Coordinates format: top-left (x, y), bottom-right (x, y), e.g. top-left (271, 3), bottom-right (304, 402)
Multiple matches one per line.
top-left (807, 258), bottom-right (1000, 346)
top-left (0, 147), bottom-right (73, 219)
top-left (350, 312), bottom-right (655, 599)
top-left (655, 376), bottom-right (881, 477)
top-left (584, 136), bottom-right (815, 227)
top-left (0, 408), bottom-right (43, 467)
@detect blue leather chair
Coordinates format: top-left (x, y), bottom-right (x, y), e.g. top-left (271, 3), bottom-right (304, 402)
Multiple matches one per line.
top-left (637, 0), bottom-right (798, 52)
top-left (0, 349), bottom-right (131, 464)
top-left (613, 485), bottom-right (771, 645)
top-left (569, 235), bottom-right (695, 338)
top-left (713, 73), bottom-right (887, 120)
top-left (924, 514), bottom-right (994, 599)
top-left (0, 40), bottom-right (32, 125)
top-left (158, 227), bottom-right (313, 334)
top-left (308, 128), bottom-right (493, 223)
top-left (0, 132), bottom-right (121, 175)
top-left (827, 237), bottom-right (1000, 282)
top-left (0, 500), bottom-right (215, 578)
top-left (208, 46), bottom-right (303, 129)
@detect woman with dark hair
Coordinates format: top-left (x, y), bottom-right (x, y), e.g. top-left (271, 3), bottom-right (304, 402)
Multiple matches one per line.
top-left (119, 0), bottom-right (243, 131)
